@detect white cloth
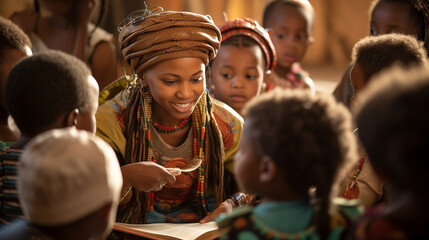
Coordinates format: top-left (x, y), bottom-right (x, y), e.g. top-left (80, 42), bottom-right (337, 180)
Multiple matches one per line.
top-left (18, 128), bottom-right (122, 226)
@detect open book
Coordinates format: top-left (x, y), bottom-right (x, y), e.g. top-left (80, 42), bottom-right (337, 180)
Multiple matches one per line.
top-left (113, 222), bottom-right (220, 240)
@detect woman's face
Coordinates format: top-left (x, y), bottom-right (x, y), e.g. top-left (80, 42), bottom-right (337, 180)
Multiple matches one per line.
top-left (142, 58), bottom-right (206, 125)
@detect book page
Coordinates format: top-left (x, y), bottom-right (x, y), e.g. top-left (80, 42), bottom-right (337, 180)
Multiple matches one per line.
top-left (114, 222), bottom-right (220, 240)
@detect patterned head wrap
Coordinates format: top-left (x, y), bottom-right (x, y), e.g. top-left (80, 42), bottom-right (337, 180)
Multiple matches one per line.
top-left (219, 18), bottom-right (277, 71)
top-left (118, 10), bottom-right (221, 74)
top-left (406, 0), bottom-right (429, 51)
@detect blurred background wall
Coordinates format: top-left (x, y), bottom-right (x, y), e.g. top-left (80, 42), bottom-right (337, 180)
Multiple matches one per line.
top-left (0, 0), bottom-right (374, 89)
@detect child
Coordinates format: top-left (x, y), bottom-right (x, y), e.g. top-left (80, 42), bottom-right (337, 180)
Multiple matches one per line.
top-left (333, 0), bottom-right (429, 108)
top-left (350, 65), bottom-right (429, 239)
top-left (0, 16), bottom-right (32, 149)
top-left (340, 33), bottom-right (427, 208)
top-left (209, 18), bottom-right (276, 115)
top-left (216, 88), bottom-right (360, 239)
top-left (0, 50), bottom-right (99, 225)
top-left (96, 9), bottom-right (244, 231)
top-left (0, 128), bottom-right (123, 240)
top-left (10, 0), bottom-right (116, 91)
top-left (262, 0), bottom-right (315, 93)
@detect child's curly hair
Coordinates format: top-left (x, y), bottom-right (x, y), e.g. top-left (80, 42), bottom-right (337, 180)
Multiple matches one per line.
top-left (242, 88), bottom-right (357, 238)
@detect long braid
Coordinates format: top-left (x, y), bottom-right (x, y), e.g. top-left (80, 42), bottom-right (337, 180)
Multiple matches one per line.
top-left (121, 87), bottom-right (227, 222)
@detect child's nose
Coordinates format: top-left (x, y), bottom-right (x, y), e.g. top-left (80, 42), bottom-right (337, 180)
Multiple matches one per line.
top-left (232, 76), bottom-right (245, 88)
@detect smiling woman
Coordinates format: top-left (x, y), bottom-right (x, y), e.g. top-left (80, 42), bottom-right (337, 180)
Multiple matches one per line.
top-left (95, 8), bottom-right (244, 237)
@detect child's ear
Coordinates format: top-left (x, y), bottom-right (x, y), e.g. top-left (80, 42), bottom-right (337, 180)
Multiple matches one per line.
top-left (66, 108), bottom-right (79, 128)
top-left (259, 156), bottom-right (277, 182)
top-left (262, 70), bottom-right (271, 92)
top-left (307, 36), bottom-right (315, 45)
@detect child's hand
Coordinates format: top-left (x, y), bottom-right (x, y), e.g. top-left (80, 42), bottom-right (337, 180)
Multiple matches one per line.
top-left (76, 0), bottom-right (96, 27)
top-left (199, 199), bottom-right (234, 223)
top-left (10, 10), bottom-right (39, 35)
top-left (121, 161), bottom-right (177, 192)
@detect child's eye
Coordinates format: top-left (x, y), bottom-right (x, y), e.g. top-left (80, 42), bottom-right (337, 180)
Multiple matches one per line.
top-left (246, 75), bottom-right (257, 80)
top-left (297, 34), bottom-right (308, 41)
top-left (276, 34), bottom-right (284, 39)
top-left (221, 73), bottom-right (233, 79)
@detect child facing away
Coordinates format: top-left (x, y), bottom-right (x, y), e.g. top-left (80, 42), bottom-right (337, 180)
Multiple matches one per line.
top-left (216, 88), bottom-right (361, 240)
top-left (0, 16), bottom-right (32, 149)
top-left (340, 33), bottom-right (427, 209)
top-left (262, 0), bottom-right (315, 93)
top-left (10, 0), bottom-right (116, 91)
top-left (349, 65), bottom-right (429, 239)
top-left (333, 0), bottom-right (429, 109)
top-left (0, 50), bottom-right (99, 225)
top-left (0, 128), bottom-right (123, 240)
top-left (209, 18), bottom-right (276, 115)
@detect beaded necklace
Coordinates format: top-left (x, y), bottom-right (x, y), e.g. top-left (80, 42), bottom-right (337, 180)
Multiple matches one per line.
top-left (139, 88), bottom-right (209, 212)
top-left (152, 117), bottom-right (191, 134)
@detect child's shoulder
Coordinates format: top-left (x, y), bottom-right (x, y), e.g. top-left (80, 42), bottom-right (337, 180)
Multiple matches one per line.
top-left (216, 206), bottom-right (253, 229)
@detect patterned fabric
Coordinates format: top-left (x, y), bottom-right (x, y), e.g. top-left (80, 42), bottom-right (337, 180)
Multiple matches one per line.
top-left (216, 198), bottom-right (363, 240)
top-left (219, 18), bottom-right (277, 71)
top-left (267, 63), bottom-right (316, 94)
top-left (96, 84), bottom-right (243, 224)
top-left (0, 148), bottom-right (24, 225)
top-left (0, 142), bottom-right (13, 152)
top-left (350, 204), bottom-right (429, 240)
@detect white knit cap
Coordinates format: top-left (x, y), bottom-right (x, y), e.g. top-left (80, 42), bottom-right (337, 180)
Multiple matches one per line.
top-left (18, 128), bottom-right (123, 226)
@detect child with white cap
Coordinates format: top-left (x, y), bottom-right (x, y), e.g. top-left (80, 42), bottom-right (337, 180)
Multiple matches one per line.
top-left (0, 128), bottom-right (123, 240)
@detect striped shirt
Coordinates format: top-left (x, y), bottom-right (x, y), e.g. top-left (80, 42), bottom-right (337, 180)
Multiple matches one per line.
top-left (0, 148), bottom-right (24, 226)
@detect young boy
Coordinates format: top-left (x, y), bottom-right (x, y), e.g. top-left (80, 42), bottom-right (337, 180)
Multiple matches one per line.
top-left (351, 65), bottom-right (429, 239)
top-left (341, 33), bottom-right (427, 208)
top-left (0, 50), bottom-right (99, 225)
top-left (262, 0), bottom-right (315, 93)
top-left (0, 128), bottom-right (123, 240)
top-left (209, 18), bottom-right (276, 115)
top-left (333, 0), bottom-right (429, 108)
top-left (0, 16), bottom-right (33, 149)
top-left (216, 88), bottom-right (360, 239)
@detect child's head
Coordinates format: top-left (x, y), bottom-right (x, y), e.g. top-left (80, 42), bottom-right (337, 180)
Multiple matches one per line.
top-left (355, 65), bottom-right (429, 197)
top-left (18, 127), bottom-right (122, 239)
top-left (4, 50), bottom-right (99, 136)
top-left (210, 18), bottom-right (276, 114)
top-left (0, 16), bottom-right (32, 109)
top-left (350, 33), bottom-right (427, 100)
top-left (118, 10), bottom-right (221, 121)
top-left (234, 88), bottom-right (355, 235)
top-left (369, 0), bottom-right (429, 52)
top-left (262, 0), bottom-right (314, 71)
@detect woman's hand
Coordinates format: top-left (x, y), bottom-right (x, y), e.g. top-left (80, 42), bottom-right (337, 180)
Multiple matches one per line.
top-left (199, 199), bottom-right (234, 223)
top-left (10, 10), bottom-right (39, 35)
top-left (121, 162), bottom-right (178, 192)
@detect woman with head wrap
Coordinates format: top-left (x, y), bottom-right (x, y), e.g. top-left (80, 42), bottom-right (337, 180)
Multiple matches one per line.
top-left (95, 8), bottom-right (244, 229)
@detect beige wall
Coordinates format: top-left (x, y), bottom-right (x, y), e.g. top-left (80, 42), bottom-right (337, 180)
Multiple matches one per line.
top-left (1, 0), bottom-right (373, 67)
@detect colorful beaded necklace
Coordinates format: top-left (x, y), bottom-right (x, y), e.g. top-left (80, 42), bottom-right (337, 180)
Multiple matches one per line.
top-left (137, 87), bottom-right (209, 212)
top-left (152, 117), bottom-right (191, 134)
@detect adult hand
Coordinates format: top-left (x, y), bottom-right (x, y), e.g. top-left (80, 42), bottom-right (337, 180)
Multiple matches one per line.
top-left (121, 162), bottom-right (177, 192)
top-left (199, 199), bottom-right (234, 223)
top-left (10, 10), bottom-right (39, 35)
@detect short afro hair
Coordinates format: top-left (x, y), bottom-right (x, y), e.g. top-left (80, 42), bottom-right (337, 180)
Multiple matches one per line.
top-left (0, 16), bottom-right (31, 64)
top-left (351, 33), bottom-right (427, 83)
top-left (356, 64), bottom-right (429, 196)
top-left (5, 50), bottom-right (93, 136)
